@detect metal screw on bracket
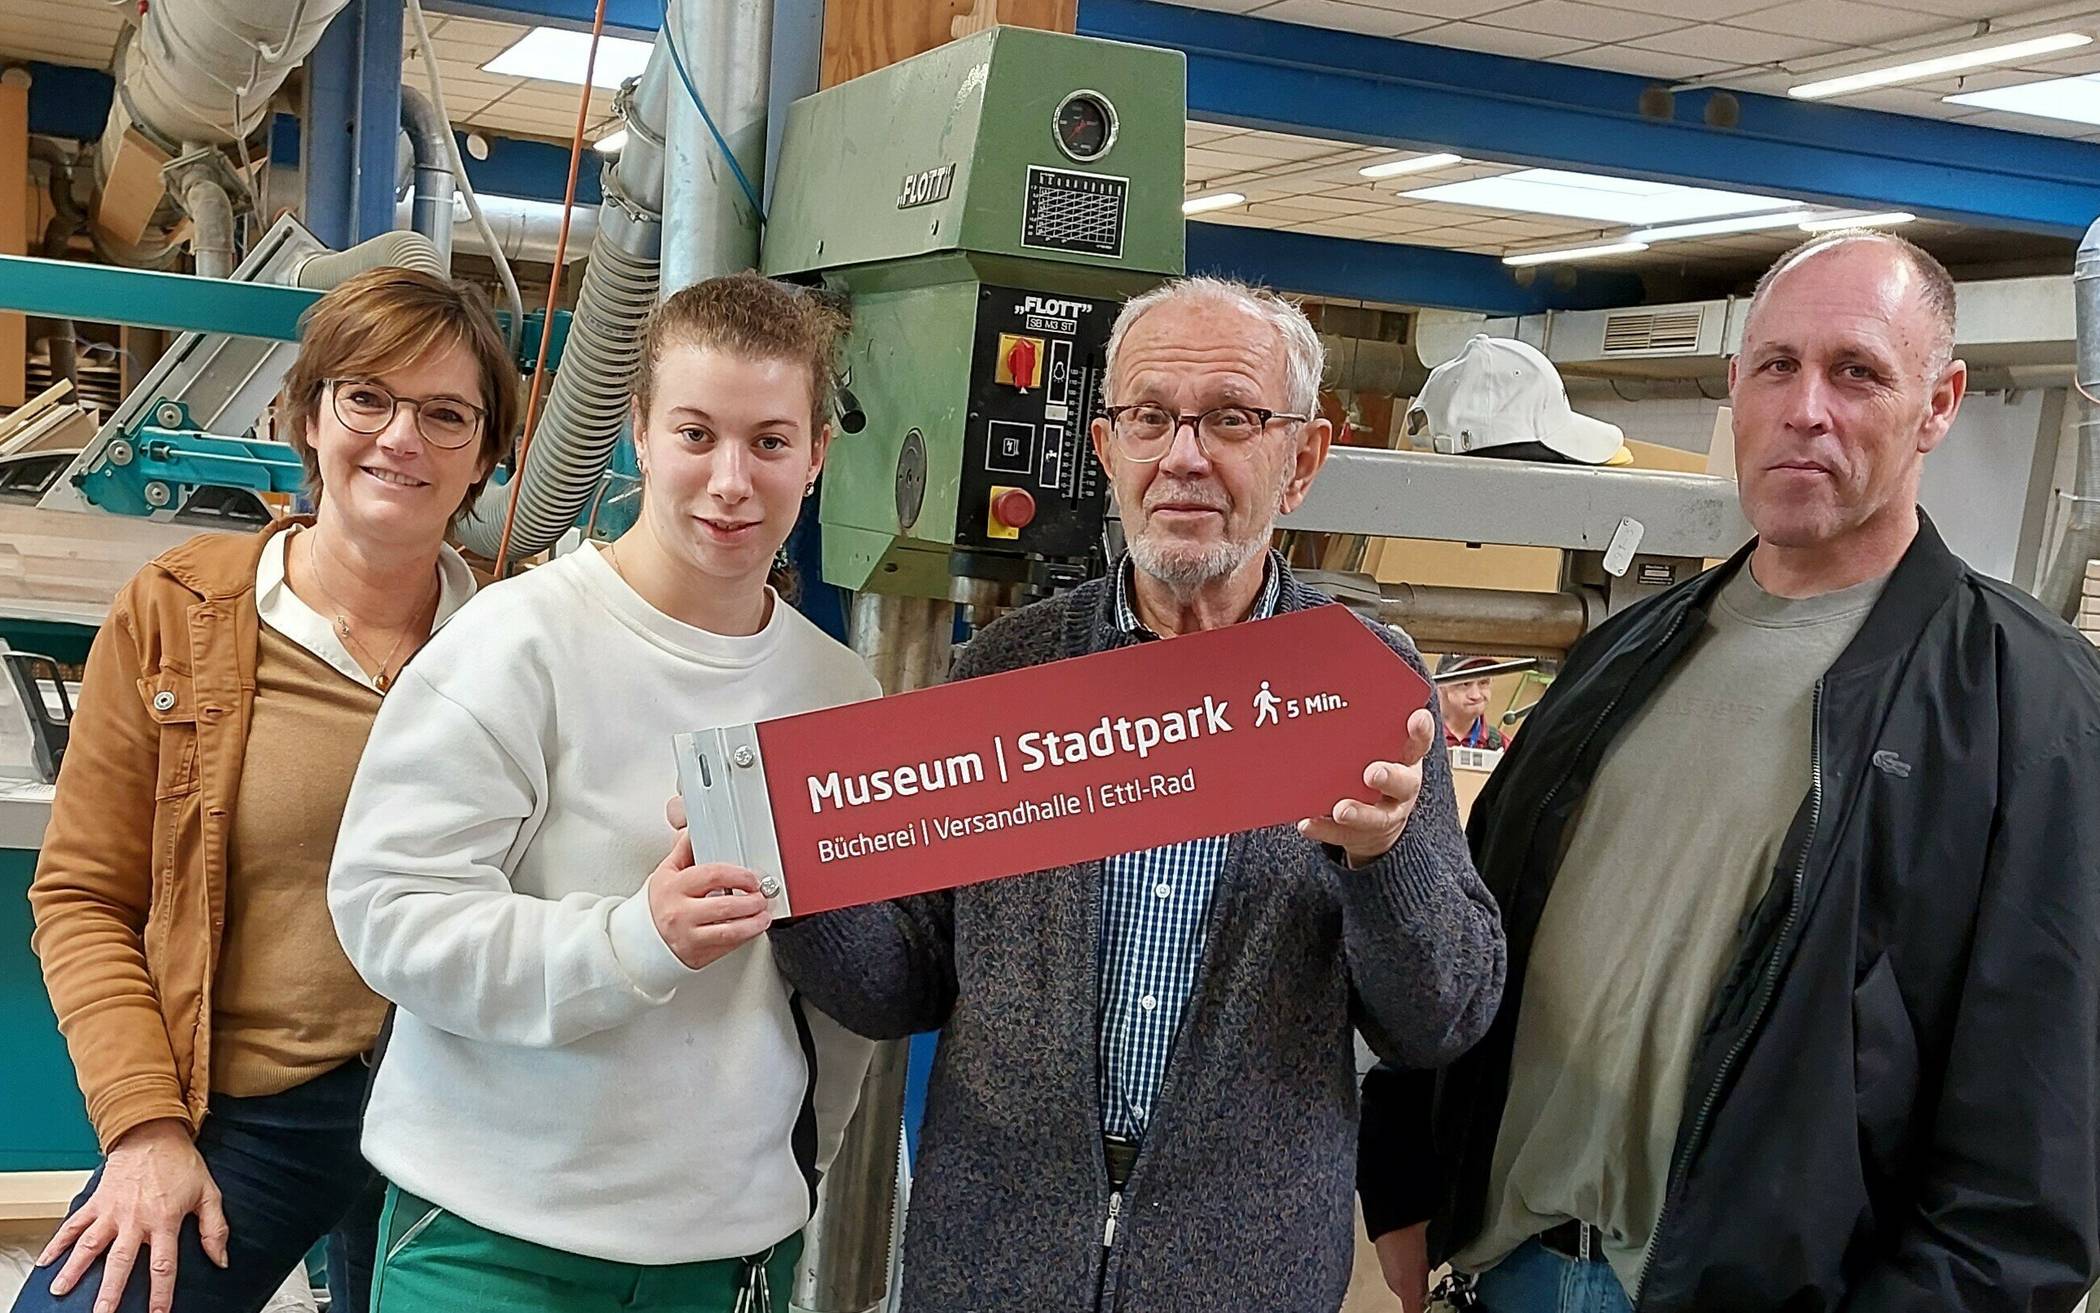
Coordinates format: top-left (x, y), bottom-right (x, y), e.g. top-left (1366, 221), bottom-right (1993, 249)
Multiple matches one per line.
top-left (155, 402), bottom-right (184, 428)
top-left (144, 481), bottom-right (172, 508)
top-left (759, 876), bottom-right (781, 898)
top-left (732, 746), bottom-right (755, 768)
top-left (108, 440), bottom-right (135, 466)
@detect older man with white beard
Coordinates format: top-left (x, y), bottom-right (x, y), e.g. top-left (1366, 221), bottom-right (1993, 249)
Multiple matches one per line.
top-left (771, 276), bottom-right (1506, 1313)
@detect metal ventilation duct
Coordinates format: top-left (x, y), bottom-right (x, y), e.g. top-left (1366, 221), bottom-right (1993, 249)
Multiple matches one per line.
top-left (1478, 276), bottom-right (2077, 380)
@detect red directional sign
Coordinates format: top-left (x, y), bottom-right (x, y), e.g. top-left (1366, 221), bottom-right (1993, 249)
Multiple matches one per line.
top-left (683, 604), bottom-right (1432, 916)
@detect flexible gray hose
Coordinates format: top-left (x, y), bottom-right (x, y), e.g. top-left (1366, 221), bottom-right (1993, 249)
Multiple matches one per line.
top-left (181, 174), bottom-right (236, 280)
top-left (291, 230), bottom-right (445, 288)
top-left (2039, 218), bottom-right (2100, 618)
top-left (404, 0), bottom-right (523, 351)
top-left (457, 234), bottom-right (659, 558)
top-left (399, 86), bottom-right (456, 270)
top-left (453, 39), bottom-right (673, 562)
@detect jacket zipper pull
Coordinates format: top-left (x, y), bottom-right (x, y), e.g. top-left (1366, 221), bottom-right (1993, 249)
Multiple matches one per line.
top-left (1103, 1191), bottom-right (1123, 1248)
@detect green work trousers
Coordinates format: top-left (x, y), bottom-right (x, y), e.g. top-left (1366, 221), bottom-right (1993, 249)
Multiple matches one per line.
top-left (369, 1185), bottom-right (802, 1313)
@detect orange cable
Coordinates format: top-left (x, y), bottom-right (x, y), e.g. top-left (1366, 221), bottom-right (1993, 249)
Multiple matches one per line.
top-left (493, 0), bottom-right (612, 577)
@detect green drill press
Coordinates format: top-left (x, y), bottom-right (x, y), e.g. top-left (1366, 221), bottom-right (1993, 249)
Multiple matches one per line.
top-left (764, 26), bottom-right (1186, 599)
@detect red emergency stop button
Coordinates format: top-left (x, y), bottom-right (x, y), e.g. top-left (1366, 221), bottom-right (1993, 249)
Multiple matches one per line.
top-left (992, 487), bottom-right (1037, 531)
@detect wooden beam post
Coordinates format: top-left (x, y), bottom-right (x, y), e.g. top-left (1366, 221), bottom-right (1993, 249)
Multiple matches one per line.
top-left (0, 67), bottom-right (30, 409)
top-left (821, 0), bottom-right (1077, 88)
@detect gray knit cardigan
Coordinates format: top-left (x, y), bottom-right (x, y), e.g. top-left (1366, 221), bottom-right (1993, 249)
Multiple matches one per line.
top-left (771, 564), bottom-right (1506, 1313)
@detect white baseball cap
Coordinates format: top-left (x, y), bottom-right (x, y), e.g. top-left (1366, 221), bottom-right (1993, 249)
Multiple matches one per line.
top-left (1407, 334), bottom-right (1632, 467)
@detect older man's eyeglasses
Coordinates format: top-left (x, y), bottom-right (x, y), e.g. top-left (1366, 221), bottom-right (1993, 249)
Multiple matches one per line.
top-left (1101, 404), bottom-right (1308, 463)
top-left (327, 379), bottom-right (485, 451)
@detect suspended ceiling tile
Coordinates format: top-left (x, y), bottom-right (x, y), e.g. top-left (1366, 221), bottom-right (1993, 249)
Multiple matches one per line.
top-left (1555, 45), bottom-right (1732, 79)
top-left (1187, 150), bottom-right (1279, 175)
top-left (433, 15), bottom-right (537, 55)
top-left (2017, 52), bottom-right (2100, 78)
top-left (1834, 86), bottom-right (1960, 115)
top-left (1948, 107), bottom-right (2085, 135)
top-left (1312, 216), bottom-right (1425, 238)
top-left (1248, 0), bottom-right (1439, 36)
top-left (1225, 129), bottom-right (1367, 161)
top-left (1860, 0), bottom-right (2009, 16)
top-left (0, 0), bottom-right (127, 68)
top-left (1586, 0), bottom-right (1771, 17)
top-left (1474, 0), bottom-right (1678, 44)
top-left (486, 85), bottom-right (617, 117)
top-left (1927, 67), bottom-right (2069, 96)
top-left (1247, 202), bottom-right (1351, 224)
top-left (1731, 0), bottom-right (1943, 48)
top-left (1277, 192), bottom-right (1385, 214)
top-left (1318, 183), bottom-right (1420, 206)
top-left (1630, 23), bottom-right (1840, 64)
top-left (1157, 0), bottom-right (1274, 13)
top-left (1369, 0), bottom-right (1528, 20)
top-left (1410, 21), bottom-right (1596, 59)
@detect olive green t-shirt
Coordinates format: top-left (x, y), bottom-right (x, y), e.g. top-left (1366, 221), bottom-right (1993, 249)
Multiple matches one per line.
top-left (1458, 562), bottom-right (1885, 1295)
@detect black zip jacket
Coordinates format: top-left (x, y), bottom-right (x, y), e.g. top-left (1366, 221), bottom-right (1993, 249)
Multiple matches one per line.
top-left (1359, 514), bottom-right (2100, 1311)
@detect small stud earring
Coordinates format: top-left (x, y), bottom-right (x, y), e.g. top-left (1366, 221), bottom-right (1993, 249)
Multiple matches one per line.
top-left (804, 480), bottom-right (817, 498)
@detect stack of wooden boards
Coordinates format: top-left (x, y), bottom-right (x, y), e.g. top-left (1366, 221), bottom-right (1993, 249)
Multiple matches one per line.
top-left (0, 380), bottom-right (204, 628)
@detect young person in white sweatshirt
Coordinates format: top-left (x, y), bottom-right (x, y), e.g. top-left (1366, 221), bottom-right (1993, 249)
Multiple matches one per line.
top-left (328, 272), bottom-right (879, 1313)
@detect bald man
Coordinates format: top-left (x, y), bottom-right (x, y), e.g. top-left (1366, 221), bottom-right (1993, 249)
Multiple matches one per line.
top-left (1360, 232), bottom-right (2100, 1313)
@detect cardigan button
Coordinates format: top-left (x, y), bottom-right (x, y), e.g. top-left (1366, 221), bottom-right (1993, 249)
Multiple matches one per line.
top-left (151, 691), bottom-right (176, 712)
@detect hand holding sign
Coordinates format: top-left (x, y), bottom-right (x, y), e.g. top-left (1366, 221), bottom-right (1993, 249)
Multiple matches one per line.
top-left (1298, 707), bottom-right (1440, 865)
top-left (645, 828), bottom-right (773, 969)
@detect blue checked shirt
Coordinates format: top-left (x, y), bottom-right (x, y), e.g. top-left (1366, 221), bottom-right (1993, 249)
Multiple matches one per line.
top-left (1099, 553), bottom-right (1282, 1139)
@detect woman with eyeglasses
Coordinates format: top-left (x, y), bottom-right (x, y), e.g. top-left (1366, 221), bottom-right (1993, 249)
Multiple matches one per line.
top-left (18, 268), bottom-right (519, 1313)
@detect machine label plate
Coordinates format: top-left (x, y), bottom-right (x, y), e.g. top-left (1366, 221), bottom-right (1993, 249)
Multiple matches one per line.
top-left (897, 163), bottom-right (957, 209)
top-left (1021, 166), bottom-right (1127, 258)
top-left (676, 605), bottom-right (1429, 915)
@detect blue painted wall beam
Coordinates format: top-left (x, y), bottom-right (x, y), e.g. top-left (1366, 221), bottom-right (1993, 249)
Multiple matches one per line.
top-left (1079, 0), bottom-right (2100, 238)
top-left (305, 0), bottom-right (407, 247)
top-left (305, 10), bottom-right (361, 249)
top-left (1189, 222), bottom-right (1638, 314)
top-left (21, 63), bottom-right (109, 140)
top-left (19, 44), bottom-right (1624, 311)
top-left (362, 0), bottom-right (2100, 234)
top-left (355, 0), bottom-right (407, 243)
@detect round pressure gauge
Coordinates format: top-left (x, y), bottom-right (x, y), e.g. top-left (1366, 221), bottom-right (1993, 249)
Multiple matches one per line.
top-left (1054, 91), bottom-right (1118, 163)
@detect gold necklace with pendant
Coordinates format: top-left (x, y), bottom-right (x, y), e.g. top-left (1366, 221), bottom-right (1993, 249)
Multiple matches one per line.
top-left (302, 535), bottom-right (437, 692)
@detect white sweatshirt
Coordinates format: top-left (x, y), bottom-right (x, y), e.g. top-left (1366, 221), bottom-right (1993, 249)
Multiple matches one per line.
top-left (329, 543), bottom-right (880, 1264)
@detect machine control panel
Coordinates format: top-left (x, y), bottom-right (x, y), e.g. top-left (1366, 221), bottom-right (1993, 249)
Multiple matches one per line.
top-left (958, 285), bottom-right (1112, 567)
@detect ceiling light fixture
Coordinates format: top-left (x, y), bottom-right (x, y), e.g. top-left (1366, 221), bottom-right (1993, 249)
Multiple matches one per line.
top-left (593, 129), bottom-right (629, 154)
top-left (1182, 191), bottom-right (1247, 215)
top-left (1407, 168), bottom-right (1797, 225)
top-left (1789, 30), bottom-right (2090, 100)
top-left (1503, 241), bottom-right (1650, 267)
top-left (1945, 71), bottom-right (2100, 125)
top-left (1358, 152), bottom-right (1463, 179)
top-left (1798, 210), bottom-right (1919, 232)
top-left (483, 27), bottom-right (657, 88)
top-left (1629, 209), bottom-right (1820, 243)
